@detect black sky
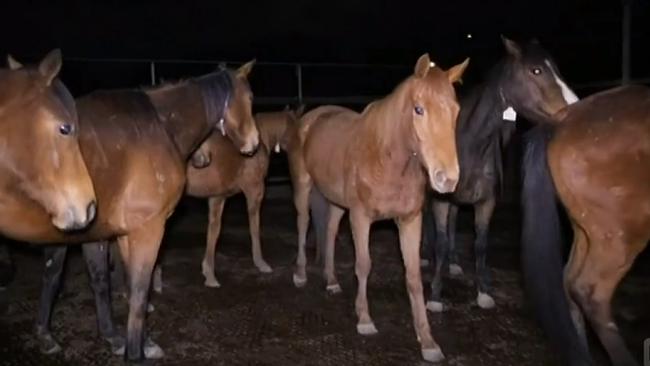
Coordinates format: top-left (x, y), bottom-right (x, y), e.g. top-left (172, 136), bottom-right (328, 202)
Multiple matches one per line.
top-left (1, 0), bottom-right (648, 96)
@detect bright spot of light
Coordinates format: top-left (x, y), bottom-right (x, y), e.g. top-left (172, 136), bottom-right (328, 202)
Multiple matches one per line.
top-left (466, 33), bottom-right (473, 39)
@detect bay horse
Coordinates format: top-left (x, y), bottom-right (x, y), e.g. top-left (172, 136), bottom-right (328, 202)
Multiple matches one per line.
top-left (0, 49), bottom-right (95, 291)
top-left (185, 105), bottom-right (304, 288)
top-left (522, 85), bottom-right (650, 366)
top-left (422, 37), bottom-right (579, 312)
top-left (9, 58), bottom-right (259, 362)
top-left (292, 54), bottom-right (469, 362)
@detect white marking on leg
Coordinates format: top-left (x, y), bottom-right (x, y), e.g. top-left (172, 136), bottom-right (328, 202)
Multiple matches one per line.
top-left (545, 59), bottom-right (579, 104)
top-left (477, 292), bottom-right (496, 309)
top-left (422, 347), bottom-right (445, 362)
top-left (46, 259), bottom-right (52, 267)
top-left (426, 301), bottom-right (444, 313)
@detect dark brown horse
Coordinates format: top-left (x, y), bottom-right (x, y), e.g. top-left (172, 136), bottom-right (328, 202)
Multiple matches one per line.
top-left (11, 60), bottom-right (258, 362)
top-left (422, 37), bottom-right (579, 312)
top-left (0, 50), bottom-right (96, 235)
top-left (185, 105), bottom-right (303, 287)
top-left (522, 85), bottom-right (650, 366)
top-left (292, 54), bottom-right (468, 362)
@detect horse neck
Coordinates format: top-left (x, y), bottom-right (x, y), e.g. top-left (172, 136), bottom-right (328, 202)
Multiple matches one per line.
top-left (358, 89), bottom-right (418, 174)
top-left (258, 115), bottom-right (287, 154)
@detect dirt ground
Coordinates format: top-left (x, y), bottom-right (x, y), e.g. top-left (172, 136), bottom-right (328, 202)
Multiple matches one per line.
top-left (0, 186), bottom-right (648, 366)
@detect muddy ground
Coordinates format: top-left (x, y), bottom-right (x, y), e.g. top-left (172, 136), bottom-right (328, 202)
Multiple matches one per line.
top-left (0, 186), bottom-right (648, 366)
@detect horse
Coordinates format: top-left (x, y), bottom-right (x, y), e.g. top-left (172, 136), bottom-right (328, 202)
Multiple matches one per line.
top-left (522, 85), bottom-right (650, 366)
top-left (8, 58), bottom-right (259, 362)
top-left (421, 37), bottom-right (579, 312)
top-left (0, 49), bottom-right (95, 290)
top-left (184, 105), bottom-right (304, 288)
top-left (291, 54), bottom-right (469, 363)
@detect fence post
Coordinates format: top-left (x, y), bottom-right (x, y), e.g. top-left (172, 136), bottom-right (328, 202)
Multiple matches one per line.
top-left (296, 64), bottom-right (303, 105)
top-left (150, 61), bottom-right (156, 86)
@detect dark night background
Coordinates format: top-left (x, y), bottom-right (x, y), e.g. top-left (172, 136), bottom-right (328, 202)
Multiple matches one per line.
top-left (0, 0), bottom-right (649, 102)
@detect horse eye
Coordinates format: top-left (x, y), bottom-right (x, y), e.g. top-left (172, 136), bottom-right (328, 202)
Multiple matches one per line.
top-left (531, 67), bottom-right (542, 75)
top-left (414, 106), bottom-right (425, 116)
top-left (59, 123), bottom-right (73, 136)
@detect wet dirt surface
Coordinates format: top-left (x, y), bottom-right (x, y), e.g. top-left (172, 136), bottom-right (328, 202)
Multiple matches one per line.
top-left (0, 187), bottom-right (648, 366)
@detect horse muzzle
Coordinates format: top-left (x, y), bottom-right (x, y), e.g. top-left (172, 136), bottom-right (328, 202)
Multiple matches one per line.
top-left (239, 133), bottom-right (260, 157)
top-left (52, 200), bottom-right (97, 232)
top-left (431, 169), bottom-right (459, 194)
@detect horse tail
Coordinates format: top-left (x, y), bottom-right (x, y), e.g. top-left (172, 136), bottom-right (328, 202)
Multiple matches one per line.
top-left (308, 187), bottom-right (329, 264)
top-left (521, 125), bottom-right (593, 366)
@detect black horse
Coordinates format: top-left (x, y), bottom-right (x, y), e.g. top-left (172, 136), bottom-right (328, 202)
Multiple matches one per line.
top-left (421, 37), bottom-right (579, 312)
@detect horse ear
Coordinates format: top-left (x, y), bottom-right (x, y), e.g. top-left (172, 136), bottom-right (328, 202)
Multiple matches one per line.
top-left (38, 49), bottom-right (62, 86)
top-left (237, 59), bottom-right (256, 78)
top-left (7, 55), bottom-right (23, 70)
top-left (501, 36), bottom-right (522, 59)
top-left (446, 57), bottom-right (470, 84)
top-left (414, 53), bottom-right (432, 78)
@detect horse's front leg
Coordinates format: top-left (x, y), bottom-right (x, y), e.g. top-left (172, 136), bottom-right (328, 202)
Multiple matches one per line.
top-left (428, 199), bottom-right (450, 312)
top-left (244, 182), bottom-right (272, 273)
top-left (82, 241), bottom-right (125, 355)
top-left (474, 197), bottom-right (496, 309)
top-left (35, 245), bottom-right (67, 354)
top-left (349, 209), bottom-right (376, 335)
top-left (118, 217), bottom-right (166, 363)
top-left (396, 212), bottom-right (445, 363)
top-left (323, 203), bottom-right (344, 294)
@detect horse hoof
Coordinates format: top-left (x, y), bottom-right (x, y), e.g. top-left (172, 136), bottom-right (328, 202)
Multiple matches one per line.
top-left (144, 337), bottom-right (165, 359)
top-left (255, 261), bottom-right (273, 273)
top-left (147, 303), bottom-right (155, 313)
top-left (420, 259), bottom-right (430, 267)
top-left (326, 283), bottom-right (342, 294)
top-left (105, 334), bottom-right (126, 356)
top-left (426, 301), bottom-right (444, 313)
top-left (204, 278), bottom-right (221, 288)
top-left (293, 273), bottom-right (307, 288)
top-left (449, 264), bottom-right (464, 276)
top-left (477, 292), bottom-right (495, 309)
top-left (356, 322), bottom-right (378, 335)
top-left (38, 333), bottom-right (62, 355)
top-left (422, 347), bottom-right (445, 363)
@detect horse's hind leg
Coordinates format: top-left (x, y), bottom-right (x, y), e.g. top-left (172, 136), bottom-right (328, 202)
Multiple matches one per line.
top-left (397, 212), bottom-right (445, 362)
top-left (323, 203), bottom-right (344, 294)
top-left (563, 226), bottom-right (590, 350)
top-left (570, 236), bottom-right (641, 366)
top-left (201, 196), bottom-right (226, 288)
top-left (447, 204), bottom-right (462, 276)
top-left (292, 161), bottom-right (312, 288)
top-left (349, 209), bottom-right (376, 335)
top-left (244, 182), bottom-right (272, 273)
top-left (35, 245), bottom-right (67, 354)
top-left (427, 199), bottom-right (450, 313)
top-left (118, 218), bottom-right (166, 362)
top-left (474, 197), bottom-right (496, 309)
top-left (82, 241), bottom-right (125, 355)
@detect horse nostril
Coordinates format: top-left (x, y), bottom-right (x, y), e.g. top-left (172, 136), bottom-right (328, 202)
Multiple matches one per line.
top-left (434, 170), bottom-right (447, 185)
top-left (86, 200), bottom-right (97, 224)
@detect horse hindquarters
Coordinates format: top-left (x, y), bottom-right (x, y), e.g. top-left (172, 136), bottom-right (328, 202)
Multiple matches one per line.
top-left (521, 126), bottom-right (593, 366)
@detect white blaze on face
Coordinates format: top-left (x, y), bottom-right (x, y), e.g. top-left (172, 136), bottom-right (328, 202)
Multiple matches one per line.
top-left (545, 60), bottom-right (579, 104)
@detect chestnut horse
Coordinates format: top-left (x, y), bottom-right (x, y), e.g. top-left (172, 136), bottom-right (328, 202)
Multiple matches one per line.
top-left (12, 60), bottom-right (258, 362)
top-left (292, 54), bottom-right (469, 362)
top-left (522, 85), bottom-right (650, 366)
top-left (185, 105), bottom-right (304, 288)
top-left (422, 37), bottom-right (579, 312)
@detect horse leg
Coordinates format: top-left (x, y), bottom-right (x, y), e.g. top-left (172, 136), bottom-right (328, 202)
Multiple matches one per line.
top-left (292, 170), bottom-right (312, 288)
top-left (110, 241), bottom-right (128, 299)
top-left (323, 204), bottom-right (344, 294)
top-left (474, 198), bottom-right (496, 309)
top-left (563, 226), bottom-right (590, 351)
top-left (420, 194), bottom-right (435, 267)
top-left (0, 244), bottom-right (13, 289)
top-left (152, 264), bottom-right (163, 294)
top-left (244, 182), bottom-right (272, 273)
top-left (35, 245), bottom-right (67, 354)
top-left (201, 196), bottom-right (226, 288)
top-left (309, 187), bottom-right (329, 265)
top-left (396, 212), bottom-right (445, 362)
top-left (82, 241), bottom-right (125, 355)
top-left (117, 218), bottom-right (166, 362)
top-left (427, 199), bottom-right (450, 313)
top-left (447, 204), bottom-right (462, 276)
top-left (570, 237), bottom-right (640, 366)
top-left (349, 209), bottom-right (376, 335)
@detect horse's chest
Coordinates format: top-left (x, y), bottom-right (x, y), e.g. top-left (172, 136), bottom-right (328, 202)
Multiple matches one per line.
top-left (355, 173), bottom-right (425, 219)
